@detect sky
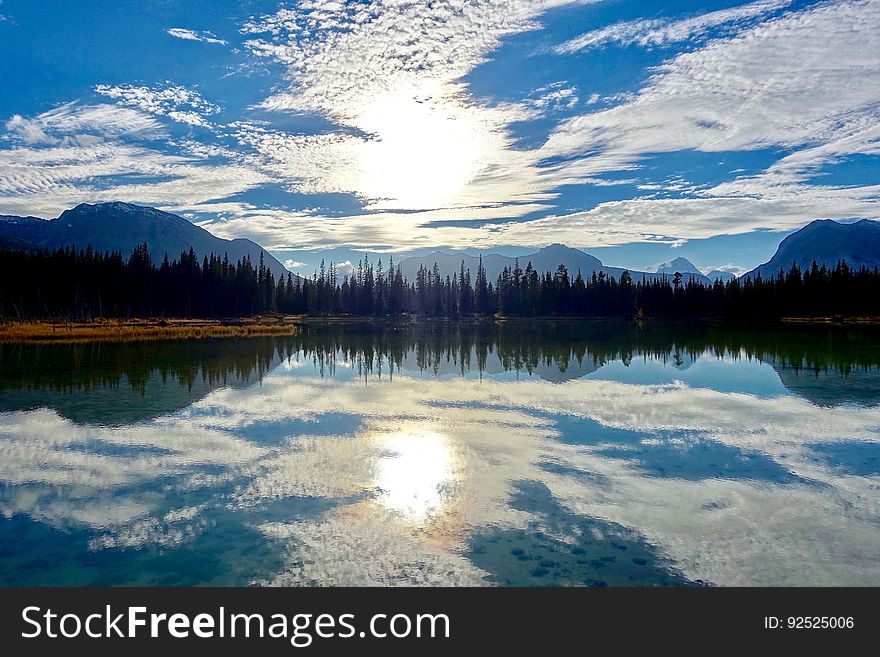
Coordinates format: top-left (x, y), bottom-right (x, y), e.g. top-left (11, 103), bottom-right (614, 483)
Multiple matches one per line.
top-left (1, 0), bottom-right (878, 277)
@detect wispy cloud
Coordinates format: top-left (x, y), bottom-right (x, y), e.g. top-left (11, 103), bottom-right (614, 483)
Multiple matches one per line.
top-left (531, 0), bottom-right (880, 242)
top-left (199, 191), bottom-right (880, 254)
top-left (4, 102), bottom-right (164, 146)
top-left (166, 27), bottom-right (226, 45)
top-left (0, 101), bottom-right (270, 218)
top-left (556, 0), bottom-right (793, 53)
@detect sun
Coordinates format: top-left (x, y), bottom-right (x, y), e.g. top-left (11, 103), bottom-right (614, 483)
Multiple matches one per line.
top-left (353, 92), bottom-right (487, 210)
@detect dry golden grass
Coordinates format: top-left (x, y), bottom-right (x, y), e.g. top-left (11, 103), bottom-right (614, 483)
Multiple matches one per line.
top-left (0, 317), bottom-right (305, 343)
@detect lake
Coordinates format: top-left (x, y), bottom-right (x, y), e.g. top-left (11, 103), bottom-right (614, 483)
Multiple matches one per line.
top-left (2, 320), bottom-right (880, 586)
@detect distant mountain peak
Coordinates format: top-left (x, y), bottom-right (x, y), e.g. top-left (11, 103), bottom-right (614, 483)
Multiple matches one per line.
top-left (65, 201), bottom-right (172, 217)
top-left (654, 256), bottom-right (701, 275)
top-left (536, 243), bottom-right (586, 256)
top-left (397, 244), bottom-right (709, 285)
top-left (71, 201), bottom-right (139, 212)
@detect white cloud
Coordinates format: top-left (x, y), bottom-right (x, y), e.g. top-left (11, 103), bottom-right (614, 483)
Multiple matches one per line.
top-left (529, 0), bottom-right (880, 241)
top-left (230, 96), bottom-right (549, 213)
top-left (548, 1), bottom-right (880, 158)
top-left (526, 82), bottom-right (579, 112)
top-left (701, 263), bottom-right (748, 277)
top-left (202, 0), bottom-right (879, 249)
top-left (5, 115), bottom-right (54, 144)
top-left (234, 1), bottom-right (594, 214)
top-left (556, 0), bottom-right (793, 53)
top-left (194, 187), bottom-right (878, 253)
top-left (281, 259), bottom-right (356, 276)
top-left (0, 103), bottom-right (272, 218)
top-left (4, 102), bottom-right (164, 146)
top-left (703, 122), bottom-right (880, 204)
top-left (189, 0), bottom-right (880, 256)
top-left (487, 193), bottom-right (880, 247)
top-left (195, 202), bottom-right (557, 252)
top-left (241, 0), bottom-right (591, 116)
top-left (95, 84), bottom-right (219, 128)
top-left (166, 27), bottom-right (226, 45)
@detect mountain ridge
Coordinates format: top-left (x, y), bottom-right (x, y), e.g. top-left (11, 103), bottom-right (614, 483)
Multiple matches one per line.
top-left (399, 244), bottom-right (713, 285)
top-left (744, 218), bottom-right (880, 280)
top-left (0, 202), bottom-right (288, 279)
top-left (7, 205), bottom-right (876, 287)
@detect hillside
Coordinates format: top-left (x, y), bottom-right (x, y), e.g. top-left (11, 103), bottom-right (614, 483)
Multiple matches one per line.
top-left (744, 219), bottom-right (880, 280)
top-left (0, 202), bottom-right (288, 279)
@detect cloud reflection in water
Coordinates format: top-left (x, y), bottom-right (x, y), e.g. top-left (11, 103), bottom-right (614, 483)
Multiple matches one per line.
top-left (1, 325), bottom-right (879, 586)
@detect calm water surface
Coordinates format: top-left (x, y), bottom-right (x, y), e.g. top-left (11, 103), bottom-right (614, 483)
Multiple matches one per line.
top-left (1, 321), bottom-right (879, 586)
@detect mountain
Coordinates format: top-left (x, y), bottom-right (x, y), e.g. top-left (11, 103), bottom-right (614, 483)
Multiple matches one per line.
top-left (0, 215), bottom-right (52, 245)
top-left (654, 257), bottom-right (701, 276)
top-left (0, 202), bottom-right (288, 278)
top-left (399, 244), bottom-right (694, 285)
top-left (653, 257), bottom-right (711, 285)
top-left (0, 232), bottom-right (38, 252)
top-left (743, 218), bottom-right (880, 280)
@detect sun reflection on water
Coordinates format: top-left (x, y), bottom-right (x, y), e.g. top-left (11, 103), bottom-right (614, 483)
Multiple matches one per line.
top-left (375, 430), bottom-right (456, 525)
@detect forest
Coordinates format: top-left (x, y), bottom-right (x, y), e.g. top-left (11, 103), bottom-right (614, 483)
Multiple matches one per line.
top-left (1, 243), bottom-right (879, 320)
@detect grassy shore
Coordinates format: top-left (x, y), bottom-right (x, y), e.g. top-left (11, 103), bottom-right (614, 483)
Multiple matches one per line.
top-left (3, 313), bottom-right (879, 343)
top-left (0, 317), bottom-right (306, 343)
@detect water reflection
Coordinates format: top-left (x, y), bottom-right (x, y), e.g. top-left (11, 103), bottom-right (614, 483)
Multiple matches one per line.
top-left (0, 338), bottom-right (286, 424)
top-left (376, 430), bottom-right (456, 524)
top-left (1, 321), bottom-right (879, 586)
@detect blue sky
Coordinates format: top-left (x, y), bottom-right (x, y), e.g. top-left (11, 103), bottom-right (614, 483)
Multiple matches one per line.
top-left (1, 0), bottom-right (878, 276)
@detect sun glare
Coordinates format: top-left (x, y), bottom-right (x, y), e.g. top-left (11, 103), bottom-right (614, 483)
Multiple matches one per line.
top-left (375, 430), bottom-right (456, 525)
top-left (354, 93), bottom-right (487, 210)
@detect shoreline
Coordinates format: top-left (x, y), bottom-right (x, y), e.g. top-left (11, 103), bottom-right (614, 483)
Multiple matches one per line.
top-left (0, 317), bottom-right (306, 343)
top-left (2, 314), bottom-right (880, 343)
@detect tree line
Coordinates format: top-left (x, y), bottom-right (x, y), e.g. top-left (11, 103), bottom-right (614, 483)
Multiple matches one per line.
top-left (1, 243), bottom-right (879, 321)
top-left (5, 322), bottom-right (878, 409)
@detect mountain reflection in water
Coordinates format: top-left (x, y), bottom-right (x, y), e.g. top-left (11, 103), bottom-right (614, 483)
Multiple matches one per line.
top-left (1, 320), bottom-right (879, 586)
